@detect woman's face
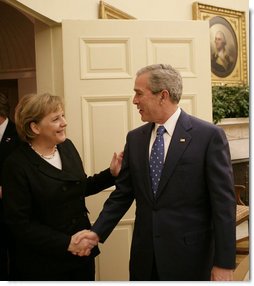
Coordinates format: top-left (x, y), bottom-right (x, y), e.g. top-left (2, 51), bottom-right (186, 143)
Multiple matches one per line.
top-left (32, 107), bottom-right (67, 146)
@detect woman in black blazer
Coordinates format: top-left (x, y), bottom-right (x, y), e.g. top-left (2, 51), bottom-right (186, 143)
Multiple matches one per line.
top-left (2, 93), bottom-right (122, 281)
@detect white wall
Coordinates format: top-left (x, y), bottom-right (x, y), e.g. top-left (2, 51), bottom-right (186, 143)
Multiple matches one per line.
top-left (16, 0), bottom-right (249, 22)
top-left (14, 0), bottom-right (250, 67)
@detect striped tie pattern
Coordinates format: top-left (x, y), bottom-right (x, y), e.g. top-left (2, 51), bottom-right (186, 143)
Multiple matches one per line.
top-left (149, 126), bottom-right (166, 196)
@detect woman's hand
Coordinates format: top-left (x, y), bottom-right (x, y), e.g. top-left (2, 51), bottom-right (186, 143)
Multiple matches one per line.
top-left (68, 230), bottom-right (99, 257)
top-left (110, 151), bottom-right (124, 177)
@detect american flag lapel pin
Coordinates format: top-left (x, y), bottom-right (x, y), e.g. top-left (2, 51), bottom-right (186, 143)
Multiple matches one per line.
top-left (180, 138), bottom-right (186, 143)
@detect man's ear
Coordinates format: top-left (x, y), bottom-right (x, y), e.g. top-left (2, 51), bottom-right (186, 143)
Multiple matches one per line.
top-left (161, 90), bottom-right (169, 101)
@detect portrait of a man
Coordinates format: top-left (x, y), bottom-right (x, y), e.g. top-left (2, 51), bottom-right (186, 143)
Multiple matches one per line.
top-left (210, 16), bottom-right (237, 78)
top-left (211, 31), bottom-right (232, 74)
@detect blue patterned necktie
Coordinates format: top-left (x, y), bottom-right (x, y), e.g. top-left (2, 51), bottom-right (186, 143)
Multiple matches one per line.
top-left (150, 126), bottom-right (166, 196)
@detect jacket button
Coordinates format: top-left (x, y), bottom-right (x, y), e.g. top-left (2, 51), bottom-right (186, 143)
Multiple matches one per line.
top-left (62, 186), bottom-right (67, 191)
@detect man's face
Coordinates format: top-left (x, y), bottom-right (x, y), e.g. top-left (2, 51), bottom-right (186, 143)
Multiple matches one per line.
top-left (132, 73), bottom-right (162, 123)
top-left (215, 33), bottom-right (225, 51)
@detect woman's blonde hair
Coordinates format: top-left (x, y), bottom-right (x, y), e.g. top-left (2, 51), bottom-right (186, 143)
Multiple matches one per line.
top-left (15, 93), bottom-right (64, 142)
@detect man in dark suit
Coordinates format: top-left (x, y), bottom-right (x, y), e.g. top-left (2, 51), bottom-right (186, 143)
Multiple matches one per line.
top-left (74, 64), bottom-right (236, 281)
top-left (0, 92), bottom-right (20, 280)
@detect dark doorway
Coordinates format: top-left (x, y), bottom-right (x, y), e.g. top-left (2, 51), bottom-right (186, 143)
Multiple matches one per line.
top-left (0, 80), bottom-right (18, 122)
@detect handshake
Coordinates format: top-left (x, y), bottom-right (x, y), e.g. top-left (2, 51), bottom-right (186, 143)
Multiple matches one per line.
top-left (68, 230), bottom-right (99, 257)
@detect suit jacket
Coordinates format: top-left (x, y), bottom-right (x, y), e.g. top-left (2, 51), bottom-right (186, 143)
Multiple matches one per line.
top-left (2, 139), bottom-right (115, 280)
top-left (0, 119), bottom-right (20, 222)
top-left (0, 119), bottom-right (20, 183)
top-left (92, 110), bottom-right (236, 281)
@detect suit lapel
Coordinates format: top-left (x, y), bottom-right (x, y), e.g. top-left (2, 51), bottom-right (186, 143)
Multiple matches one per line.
top-left (57, 142), bottom-right (85, 180)
top-left (24, 142), bottom-right (81, 181)
top-left (136, 123), bottom-right (155, 202)
top-left (0, 120), bottom-right (17, 146)
top-left (156, 111), bottom-right (192, 198)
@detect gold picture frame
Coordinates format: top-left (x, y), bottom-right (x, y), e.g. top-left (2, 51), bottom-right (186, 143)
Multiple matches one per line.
top-left (192, 2), bottom-right (248, 86)
top-left (99, 1), bottom-right (136, 19)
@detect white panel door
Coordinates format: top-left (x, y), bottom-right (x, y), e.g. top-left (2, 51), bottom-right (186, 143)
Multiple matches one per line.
top-left (62, 19), bottom-right (212, 281)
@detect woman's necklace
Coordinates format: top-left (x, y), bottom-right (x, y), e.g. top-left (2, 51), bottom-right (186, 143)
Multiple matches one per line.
top-left (30, 144), bottom-right (57, 160)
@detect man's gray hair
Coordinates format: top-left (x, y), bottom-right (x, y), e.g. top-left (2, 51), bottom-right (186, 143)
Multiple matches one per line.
top-left (136, 64), bottom-right (182, 103)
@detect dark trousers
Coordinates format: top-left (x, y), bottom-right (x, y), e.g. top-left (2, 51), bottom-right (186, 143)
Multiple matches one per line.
top-left (9, 256), bottom-right (95, 281)
top-left (151, 254), bottom-right (159, 281)
top-left (0, 222), bottom-right (9, 281)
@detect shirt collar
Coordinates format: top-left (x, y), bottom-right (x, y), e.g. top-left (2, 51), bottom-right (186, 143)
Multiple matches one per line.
top-left (0, 117), bottom-right (9, 142)
top-left (155, 107), bottom-right (181, 137)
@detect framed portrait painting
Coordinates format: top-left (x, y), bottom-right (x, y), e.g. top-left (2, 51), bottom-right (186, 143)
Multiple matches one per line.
top-left (192, 2), bottom-right (248, 86)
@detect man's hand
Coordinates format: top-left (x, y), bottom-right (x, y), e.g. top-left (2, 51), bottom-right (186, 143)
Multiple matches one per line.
top-left (211, 266), bottom-right (234, 281)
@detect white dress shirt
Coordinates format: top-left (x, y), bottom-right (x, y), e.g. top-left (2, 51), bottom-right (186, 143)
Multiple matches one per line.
top-left (0, 117), bottom-right (8, 142)
top-left (149, 107), bottom-right (181, 161)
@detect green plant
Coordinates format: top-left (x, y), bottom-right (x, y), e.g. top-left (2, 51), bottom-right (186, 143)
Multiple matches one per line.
top-left (212, 85), bottom-right (249, 123)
